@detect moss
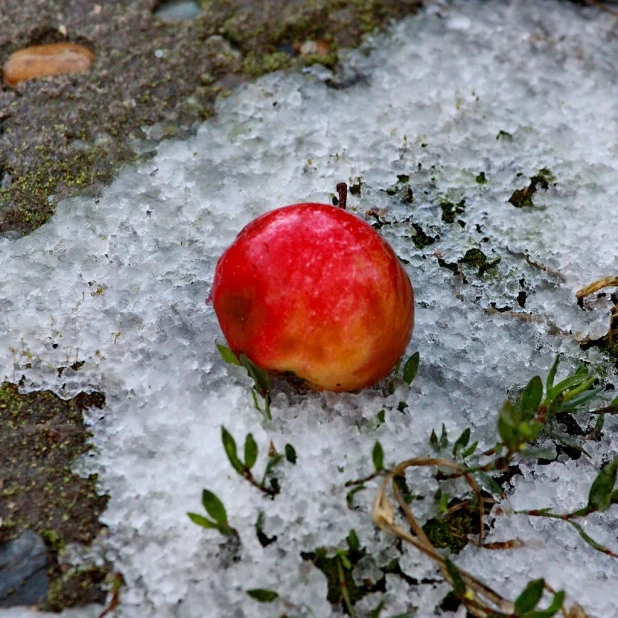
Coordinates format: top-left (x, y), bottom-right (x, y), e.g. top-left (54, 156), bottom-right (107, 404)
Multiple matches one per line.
top-left (242, 51), bottom-right (293, 78)
top-left (301, 48), bottom-right (339, 70)
top-left (475, 171), bottom-right (487, 185)
top-left (460, 248), bottom-right (500, 276)
top-left (305, 549), bottom-right (366, 607)
top-left (0, 0), bottom-right (424, 237)
top-left (0, 145), bottom-right (119, 235)
top-left (508, 167), bottom-right (555, 208)
top-left (0, 381), bottom-right (110, 610)
top-left (386, 175), bottom-right (414, 204)
top-left (410, 223), bottom-right (435, 249)
top-left (440, 198), bottom-right (466, 223)
top-left (460, 248), bottom-right (488, 269)
top-left (46, 565), bottom-right (108, 612)
top-left (422, 504), bottom-right (479, 555)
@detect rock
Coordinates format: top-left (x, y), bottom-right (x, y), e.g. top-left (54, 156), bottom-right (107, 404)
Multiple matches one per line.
top-left (154, 0), bottom-right (201, 22)
top-left (0, 530), bottom-right (48, 608)
top-left (3, 43), bottom-right (95, 87)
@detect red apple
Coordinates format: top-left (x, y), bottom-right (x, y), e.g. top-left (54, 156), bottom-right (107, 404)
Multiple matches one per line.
top-left (211, 201), bottom-right (414, 392)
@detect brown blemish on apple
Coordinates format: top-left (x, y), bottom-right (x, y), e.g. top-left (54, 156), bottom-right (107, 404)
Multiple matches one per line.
top-left (217, 288), bottom-right (267, 344)
top-left (3, 43), bottom-right (95, 87)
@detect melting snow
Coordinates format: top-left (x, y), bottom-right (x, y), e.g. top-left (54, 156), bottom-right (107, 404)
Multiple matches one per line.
top-left (2, 0), bottom-right (618, 616)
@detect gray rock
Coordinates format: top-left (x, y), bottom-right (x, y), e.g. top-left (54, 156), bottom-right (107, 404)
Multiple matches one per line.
top-left (0, 530), bottom-right (48, 608)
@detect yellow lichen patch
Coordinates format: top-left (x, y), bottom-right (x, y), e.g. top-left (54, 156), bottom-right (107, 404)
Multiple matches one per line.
top-left (3, 43), bottom-right (95, 87)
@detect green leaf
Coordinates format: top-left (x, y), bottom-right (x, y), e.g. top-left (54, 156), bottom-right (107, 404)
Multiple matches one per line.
top-left (221, 426), bottom-right (244, 474)
top-left (201, 489), bottom-right (228, 524)
top-left (373, 441), bottom-right (385, 471)
top-left (518, 376), bottom-right (543, 421)
top-left (187, 512), bottom-right (218, 529)
top-left (611, 395), bottom-right (618, 409)
top-left (216, 343), bottom-right (241, 365)
top-left (562, 376), bottom-right (597, 404)
top-left (187, 512), bottom-right (235, 536)
top-left (285, 443), bottom-right (297, 464)
top-left (593, 413), bottom-right (605, 436)
top-left (527, 590), bottom-right (565, 618)
top-left (376, 409), bottom-right (386, 427)
top-left (240, 354), bottom-right (270, 396)
top-left (588, 458), bottom-right (618, 511)
top-left (402, 352), bottom-right (420, 385)
top-left (347, 529), bottom-right (360, 552)
top-left (514, 578), bottom-right (544, 614)
top-left (338, 552), bottom-right (352, 570)
top-left (452, 428), bottom-right (471, 456)
top-left (556, 387), bottom-right (603, 412)
top-left (568, 520), bottom-right (609, 555)
top-left (461, 440), bottom-right (478, 459)
top-left (429, 429), bottom-right (439, 452)
top-left (575, 363), bottom-right (588, 375)
top-left (547, 374), bottom-right (591, 403)
top-left (439, 424), bottom-right (449, 450)
top-left (246, 588), bottom-right (279, 602)
top-left (518, 447), bottom-right (556, 460)
top-left (244, 434), bottom-right (258, 470)
top-left (444, 558), bottom-right (466, 596)
top-left (545, 355), bottom-right (560, 393)
top-left (438, 490), bottom-right (449, 513)
top-left (497, 401), bottom-right (520, 450)
top-left (477, 472), bottom-right (504, 497)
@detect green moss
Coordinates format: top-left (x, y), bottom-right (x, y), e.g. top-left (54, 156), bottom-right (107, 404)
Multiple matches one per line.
top-left (40, 529), bottom-right (65, 553)
top-left (0, 0), bottom-right (422, 238)
top-left (0, 381), bottom-right (110, 610)
top-left (386, 175), bottom-right (414, 204)
top-left (460, 248), bottom-right (500, 275)
top-left (242, 51), bottom-right (293, 77)
top-left (440, 198), bottom-right (466, 223)
top-left (301, 48), bottom-right (339, 70)
top-left (410, 223), bottom-right (435, 249)
top-left (508, 167), bottom-right (555, 208)
top-left (0, 145), bottom-right (117, 235)
top-left (475, 171), bottom-right (487, 185)
top-left (422, 504), bottom-right (479, 554)
top-left (46, 565), bottom-right (108, 612)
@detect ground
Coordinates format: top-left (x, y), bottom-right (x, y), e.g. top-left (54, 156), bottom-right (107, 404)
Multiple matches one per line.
top-left (0, 0), bottom-right (421, 237)
top-left (0, 0), bottom-right (422, 610)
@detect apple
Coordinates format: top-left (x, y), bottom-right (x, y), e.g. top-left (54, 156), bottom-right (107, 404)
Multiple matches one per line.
top-left (210, 188), bottom-right (414, 392)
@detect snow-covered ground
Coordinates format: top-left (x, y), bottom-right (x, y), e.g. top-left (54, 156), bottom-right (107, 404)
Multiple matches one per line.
top-left (2, 0), bottom-right (618, 616)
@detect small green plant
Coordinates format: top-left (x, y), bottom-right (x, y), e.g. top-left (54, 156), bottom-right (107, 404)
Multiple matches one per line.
top-left (217, 344), bottom-right (271, 420)
top-left (187, 489), bottom-right (237, 537)
top-left (221, 426), bottom-right (290, 498)
top-left (371, 356), bottom-right (617, 617)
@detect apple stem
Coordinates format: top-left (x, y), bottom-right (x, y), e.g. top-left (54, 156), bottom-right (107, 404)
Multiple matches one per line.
top-left (336, 182), bottom-right (347, 210)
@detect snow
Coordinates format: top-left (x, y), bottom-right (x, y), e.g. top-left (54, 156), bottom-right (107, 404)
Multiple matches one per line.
top-left (2, 0), bottom-right (618, 616)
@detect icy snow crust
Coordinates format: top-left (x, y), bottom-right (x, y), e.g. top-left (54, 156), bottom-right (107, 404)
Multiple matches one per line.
top-left (2, 1), bottom-right (618, 616)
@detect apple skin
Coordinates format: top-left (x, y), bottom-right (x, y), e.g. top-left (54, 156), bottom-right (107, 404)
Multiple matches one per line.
top-left (211, 203), bottom-right (414, 392)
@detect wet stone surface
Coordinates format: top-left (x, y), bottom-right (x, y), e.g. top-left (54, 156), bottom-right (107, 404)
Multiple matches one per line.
top-left (0, 0), bottom-right (421, 238)
top-left (0, 381), bottom-right (109, 610)
top-left (0, 530), bottom-right (48, 608)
